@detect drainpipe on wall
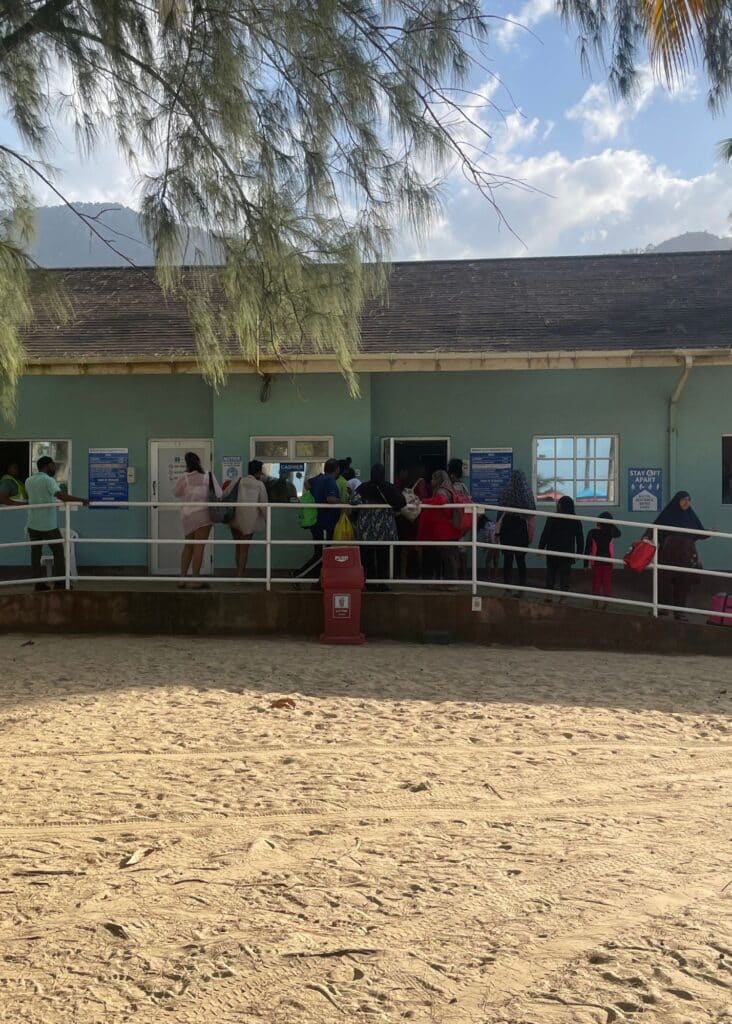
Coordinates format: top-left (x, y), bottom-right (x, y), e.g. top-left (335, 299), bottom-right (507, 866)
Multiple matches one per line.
top-left (668, 355), bottom-right (694, 499)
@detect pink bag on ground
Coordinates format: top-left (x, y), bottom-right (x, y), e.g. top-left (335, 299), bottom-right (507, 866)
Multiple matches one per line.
top-left (708, 593), bottom-right (732, 626)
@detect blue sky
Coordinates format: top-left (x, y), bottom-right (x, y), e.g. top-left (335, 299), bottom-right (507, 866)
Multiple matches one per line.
top-left (2, 2), bottom-right (730, 261)
top-left (401, 1), bottom-right (732, 258)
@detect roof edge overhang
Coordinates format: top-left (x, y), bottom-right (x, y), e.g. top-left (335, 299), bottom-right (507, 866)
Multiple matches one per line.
top-left (21, 347), bottom-right (732, 376)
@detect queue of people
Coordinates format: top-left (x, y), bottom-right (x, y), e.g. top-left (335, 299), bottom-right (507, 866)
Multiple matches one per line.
top-left (8, 452), bottom-right (711, 614)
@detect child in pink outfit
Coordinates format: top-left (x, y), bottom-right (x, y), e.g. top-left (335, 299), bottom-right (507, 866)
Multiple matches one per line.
top-left (584, 512), bottom-right (621, 599)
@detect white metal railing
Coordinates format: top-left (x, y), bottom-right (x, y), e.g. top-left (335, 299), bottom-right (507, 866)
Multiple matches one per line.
top-left (0, 498), bottom-right (730, 624)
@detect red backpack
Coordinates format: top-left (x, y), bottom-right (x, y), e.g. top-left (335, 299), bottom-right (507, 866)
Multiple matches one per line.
top-left (450, 489), bottom-right (473, 538)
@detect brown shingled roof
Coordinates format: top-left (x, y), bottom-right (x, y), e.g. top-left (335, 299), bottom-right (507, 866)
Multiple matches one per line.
top-left (22, 251), bottom-right (732, 362)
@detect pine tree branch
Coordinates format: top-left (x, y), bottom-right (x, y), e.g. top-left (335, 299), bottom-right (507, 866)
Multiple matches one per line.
top-left (0, 0), bottom-right (74, 56)
top-left (59, 26), bottom-right (260, 228)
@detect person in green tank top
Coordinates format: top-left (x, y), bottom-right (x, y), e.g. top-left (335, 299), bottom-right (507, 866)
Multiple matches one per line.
top-left (0, 461), bottom-right (28, 504)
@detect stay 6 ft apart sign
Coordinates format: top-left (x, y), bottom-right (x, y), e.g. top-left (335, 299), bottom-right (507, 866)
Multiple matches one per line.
top-left (628, 468), bottom-right (663, 512)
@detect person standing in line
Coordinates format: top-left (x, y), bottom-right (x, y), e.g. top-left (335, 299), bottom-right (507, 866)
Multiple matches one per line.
top-left (477, 513), bottom-right (500, 579)
top-left (353, 463), bottom-right (406, 590)
top-left (448, 457), bottom-right (472, 578)
top-left (0, 461), bottom-right (28, 505)
top-left (418, 469), bottom-right (458, 581)
top-left (345, 467), bottom-right (361, 496)
top-left (415, 468), bottom-right (432, 503)
top-left (292, 477), bottom-right (321, 578)
top-left (585, 512), bottom-right (621, 605)
top-left (174, 451), bottom-right (221, 588)
top-left (26, 456), bottom-right (89, 591)
top-left (229, 459), bottom-right (268, 578)
top-left (496, 470), bottom-right (536, 592)
top-left (649, 491), bottom-right (707, 620)
top-left (394, 466), bottom-right (421, 579)
top-left (336, 459), bottom-right (352, 504)
top-left (303, 458), bottom-right (342, 578)
top-left (538, 495), bottom-right (584, 597)
top-left (447, 458), bottom-right (470, 498)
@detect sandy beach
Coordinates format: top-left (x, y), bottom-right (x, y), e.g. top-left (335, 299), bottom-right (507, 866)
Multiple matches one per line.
top-left (0, 635), bottom-right (730, 1023)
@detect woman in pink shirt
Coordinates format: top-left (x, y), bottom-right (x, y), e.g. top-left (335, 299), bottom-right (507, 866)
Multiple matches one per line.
top-left (173, 452), bottom-right (221, 587)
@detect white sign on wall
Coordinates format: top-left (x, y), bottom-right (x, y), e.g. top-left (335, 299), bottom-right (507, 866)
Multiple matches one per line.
top-left (222, 455), bottom-right (243, 483)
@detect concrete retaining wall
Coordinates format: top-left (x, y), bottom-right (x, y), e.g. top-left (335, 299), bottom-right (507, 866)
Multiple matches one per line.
top-left (1, 590), bottom-right (731, 656)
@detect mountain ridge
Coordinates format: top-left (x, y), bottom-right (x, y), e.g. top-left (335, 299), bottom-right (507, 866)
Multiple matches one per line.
top-left (18, 204), bottom-right (732, 265)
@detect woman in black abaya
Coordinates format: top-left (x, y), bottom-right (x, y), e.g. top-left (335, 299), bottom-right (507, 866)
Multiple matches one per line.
top-left (651, 491), bottom-right (707, 620)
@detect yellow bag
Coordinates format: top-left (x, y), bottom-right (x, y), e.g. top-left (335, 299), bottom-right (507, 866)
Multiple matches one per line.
top-left (333, 510), bottom-right (354, 542)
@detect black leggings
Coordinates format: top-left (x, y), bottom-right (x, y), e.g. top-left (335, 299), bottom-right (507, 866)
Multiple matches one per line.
top-left (503, 551), bottom-right (527, 586)
top-left (362, 545), bottom-right (390, 582)
top-left (666, 572), bottom-right (693, 609)
top-left (423, 546), bottom-right (459, 580)
top-left (545, 558), bottom-right (571, 592)
top-left (501, 516), bottom-right (529, 587)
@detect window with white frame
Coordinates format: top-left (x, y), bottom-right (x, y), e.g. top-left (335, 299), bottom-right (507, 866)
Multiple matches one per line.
top-left (250, 436), bottom-right (333, 497)
top-left (0, 439), bottom-right (71, 490)
top-left (533, 435), bottom-right (618, 504)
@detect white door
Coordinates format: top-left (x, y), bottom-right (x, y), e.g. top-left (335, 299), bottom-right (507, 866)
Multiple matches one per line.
top-left (149, 439), bottom-right (214, 575)
top-left (381, 437), bottom-right (396, 480)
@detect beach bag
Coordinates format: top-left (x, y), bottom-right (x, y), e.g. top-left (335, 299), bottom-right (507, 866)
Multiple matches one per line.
top-left (333, 511), bottom-right (355, 542)
top-left (207, 472), bottom-right (228, 524)
top-left (708, 593), bottom-right (732, 626)
top-left (298, 490), bottom-right (317, 529)
top-left (399, 488), bottom-right (420, 522)
top-left (623, 538), bottom-right (656, 572)
top-left (450, 489), bottom-right (472, 537)
top-left (219, 477), bottom-right (239, 525)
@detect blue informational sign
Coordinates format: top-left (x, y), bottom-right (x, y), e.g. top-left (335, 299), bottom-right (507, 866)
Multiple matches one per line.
top-left (628, 468), bottom-right (662, 513)
top-left (279, 461), bottom-right (306, 475)
top-left (469, 448), bottom-right (513, 506)
top-left (88, 448), bottom-right (129, 506)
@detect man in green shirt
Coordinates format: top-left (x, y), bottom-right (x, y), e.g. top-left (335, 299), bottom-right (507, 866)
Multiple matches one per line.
top-left (26, 456), bottom-right (89, 591)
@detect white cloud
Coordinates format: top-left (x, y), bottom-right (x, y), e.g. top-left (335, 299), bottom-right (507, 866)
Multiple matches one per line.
top-left (493, 111), bottom-right (541, 154)
top-left (400, 108), bottom-right (732, 260)
top-left (565, 66), bottom-right (699, 142)
top-left (495, 0), bottom-right (555, 48)
top-left (566, 80), bottom-right (653, 142)
top-left (5, 63), bottom-right (728, 265)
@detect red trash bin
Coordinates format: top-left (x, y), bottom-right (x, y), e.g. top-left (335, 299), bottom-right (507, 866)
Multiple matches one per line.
top-left (320, 546), bottom-right (366, 645)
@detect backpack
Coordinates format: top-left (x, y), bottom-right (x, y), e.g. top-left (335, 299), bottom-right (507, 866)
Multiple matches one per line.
top-left (219, 477), bottom-right (240, 525)
top-left (450, 488), bottom-right (473, 537)
top-left (207, 471), bottom-right (229, 524)
top-left (298, 490), bottom-right (317, 529)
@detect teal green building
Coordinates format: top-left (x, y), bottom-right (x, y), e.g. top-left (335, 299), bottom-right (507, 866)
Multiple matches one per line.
top-left (2, 251), bottom-right (730, 573)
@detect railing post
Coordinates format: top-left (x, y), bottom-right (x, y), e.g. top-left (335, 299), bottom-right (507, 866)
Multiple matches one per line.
top-left (471, 504), bottom-right (478, 597)
top-left (64, 501), bottom-right (71, 591)
top-left (265, 504), bottom-right (272, 592)
top-left (389, 541), bottom-right (394, 584)
top-left (652, 525), bottom-right (659, 618)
